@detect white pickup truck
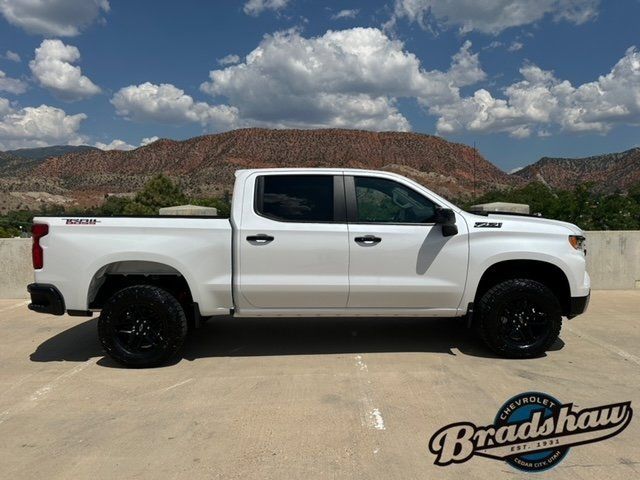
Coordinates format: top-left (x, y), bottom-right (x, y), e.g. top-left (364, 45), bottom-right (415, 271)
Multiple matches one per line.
top-left (28, 168), bottom-right (590, 367)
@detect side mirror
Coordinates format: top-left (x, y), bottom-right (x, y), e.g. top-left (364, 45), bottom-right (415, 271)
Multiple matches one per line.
top-left (434, 207), bottom-right (458, 237)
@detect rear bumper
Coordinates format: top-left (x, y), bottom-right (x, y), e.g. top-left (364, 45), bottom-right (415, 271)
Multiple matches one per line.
top-left (27, 283), bottom-right (66, 316)
top-left (568, 292), bottom-right (590, 318)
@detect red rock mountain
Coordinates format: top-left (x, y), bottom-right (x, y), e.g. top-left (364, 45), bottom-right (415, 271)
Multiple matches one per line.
top-left (28, 128), bottom-right (514, 203)
top-left (513, 148), bottom-right (640, 192)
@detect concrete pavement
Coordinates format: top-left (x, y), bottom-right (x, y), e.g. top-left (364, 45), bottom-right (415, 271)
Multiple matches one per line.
top-left (0, 291), bottom-right (638, 479)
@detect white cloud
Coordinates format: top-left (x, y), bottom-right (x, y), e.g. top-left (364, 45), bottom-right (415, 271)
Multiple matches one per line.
top-left (5, 50), bottom-right (21, 62)
top-left (445, 40), bottom-right (487, 87)
top-left (95, 135), bottom-right (161, 150)
top-left (0, 97), bottom-right (9, 116)
top-left (243, 0), bottom-right (289, 16)
top-left (29, 39), bottom-right (101, 101)
top-left (388, 0), bottom-right (599, 34)
top-left (94, 139), bottom-right (134, 150)
top-left (0, 70), bottom-right (27, 94)
top-left (431, 46), bottom-right (640, 137)
top-left (508, 41), bottom-right (524, 52)
top-left (217, 54), bottom-right (240, 66)
top-left (332, 9), bottom-right (359, 20)
top-left (0, 98), bottom-right (87, 149)
top-left (0, 0), bottom-right (109, 36)
top-left (201, 28), bottom-right (485, 131)
top-left (141, 136), bottom-right (159, 146)
top-left (111, 82), bottom-right (238, 129)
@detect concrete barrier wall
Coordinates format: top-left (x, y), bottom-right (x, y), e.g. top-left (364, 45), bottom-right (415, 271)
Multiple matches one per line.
top-left (585, 231), bottom-right (640, 290)
top-left (0, 238), bottom-right (33, 299)
top-left (1, 233), bottom-right (639, 299)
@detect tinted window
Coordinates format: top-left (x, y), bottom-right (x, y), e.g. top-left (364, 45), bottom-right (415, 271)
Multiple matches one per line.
top-left (354, 176), bottom-right (436, 223)
top-left (257, 175), bottom-right (334, 222)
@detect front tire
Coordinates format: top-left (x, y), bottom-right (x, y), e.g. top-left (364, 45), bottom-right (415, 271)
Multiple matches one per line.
top-left (98, 285), bottom-right (188, 368)
top-left (476, 279), bottom-right (562, 358)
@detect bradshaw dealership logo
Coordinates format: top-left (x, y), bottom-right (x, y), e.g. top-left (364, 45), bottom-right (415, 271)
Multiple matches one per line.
top-left (428, 392), bottom-right (632, 472)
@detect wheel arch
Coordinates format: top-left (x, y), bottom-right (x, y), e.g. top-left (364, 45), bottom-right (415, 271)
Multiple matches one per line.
top-left (87, 260), bottom-right (195, 311)
top-left (473, 259), bottom-right (572, 316)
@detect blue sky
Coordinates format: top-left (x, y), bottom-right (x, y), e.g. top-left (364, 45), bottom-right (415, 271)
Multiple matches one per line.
top-left (1, 0), bottom-right (639, 171)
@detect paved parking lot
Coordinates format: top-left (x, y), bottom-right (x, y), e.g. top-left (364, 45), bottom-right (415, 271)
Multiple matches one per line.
top-left (0, 291), bottom-right (639, 479)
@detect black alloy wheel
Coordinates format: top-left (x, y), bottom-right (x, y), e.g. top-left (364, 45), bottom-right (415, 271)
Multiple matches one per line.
top-left (477, 279), bottom-right (562, 358)
top-left (98, 285), bottom-right (188, 367)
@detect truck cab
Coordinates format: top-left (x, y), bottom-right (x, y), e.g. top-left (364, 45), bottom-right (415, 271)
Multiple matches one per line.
top-left (232, 169), bottom-right (469, 316)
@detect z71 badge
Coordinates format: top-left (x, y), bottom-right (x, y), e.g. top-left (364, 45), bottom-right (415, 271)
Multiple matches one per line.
top-left (474, 222), bottom-right (502, 228)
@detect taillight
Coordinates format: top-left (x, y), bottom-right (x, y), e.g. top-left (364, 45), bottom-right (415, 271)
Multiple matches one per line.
top-left (32, 223), bottom-right (49, 269)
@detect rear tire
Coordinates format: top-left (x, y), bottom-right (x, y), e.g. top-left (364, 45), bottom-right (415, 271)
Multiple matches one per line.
top-left (98, 285), bottom-right (188, 368)
top-left (476, 279), bottom-right (562, 358)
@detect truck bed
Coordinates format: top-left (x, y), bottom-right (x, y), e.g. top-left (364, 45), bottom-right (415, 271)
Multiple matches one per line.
top-left (32, 216), bottom-right (233, 316)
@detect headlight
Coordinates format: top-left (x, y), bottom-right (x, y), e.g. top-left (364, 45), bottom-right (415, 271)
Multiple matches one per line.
top-left (569, 235), bottom-right (586, 254)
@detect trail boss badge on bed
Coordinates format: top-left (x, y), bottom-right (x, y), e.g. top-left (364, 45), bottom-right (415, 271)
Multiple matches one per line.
top-left (428, 392), bottom-right (632, 472)
top-left (64, 218), bottom-right (100, 225)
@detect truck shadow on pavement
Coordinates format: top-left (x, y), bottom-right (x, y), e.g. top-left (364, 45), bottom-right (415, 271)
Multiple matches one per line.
top-left (30, 316), bottom-right (565, 367)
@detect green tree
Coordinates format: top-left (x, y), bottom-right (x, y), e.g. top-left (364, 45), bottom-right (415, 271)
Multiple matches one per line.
top-left (133, 175), bottom-right (186, 212)
top-left (0, 225), bottom-right (21, 238)
top-left (628, 183), bottom-right (640, 204)
top-left (460, 181), bottom-right (640, 230)
top-left (122, 201), bottom-right (155, 215)
top-left (190, 196), bottom-right (231, 217)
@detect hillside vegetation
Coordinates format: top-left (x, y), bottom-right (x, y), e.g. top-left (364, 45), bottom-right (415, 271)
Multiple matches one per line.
top-left (465, 182), bottom-right (640, 230)
top-left (3, 175), bottom-right (640, 238)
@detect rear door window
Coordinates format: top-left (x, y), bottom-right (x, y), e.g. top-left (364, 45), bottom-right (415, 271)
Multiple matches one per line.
top-left (256, 175), bottom-right (335, 222)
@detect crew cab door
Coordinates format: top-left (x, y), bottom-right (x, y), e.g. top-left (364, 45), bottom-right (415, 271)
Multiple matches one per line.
top-left (345, 175), bottom-right (468, 311)
top-left (236, 172), bottom-right (349, 309)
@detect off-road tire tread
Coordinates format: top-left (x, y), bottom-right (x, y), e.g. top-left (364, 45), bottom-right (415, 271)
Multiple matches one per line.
top-left (477, 279), bottom-right (562, 358)
top-left (98, 285), bottom-right (187, 368)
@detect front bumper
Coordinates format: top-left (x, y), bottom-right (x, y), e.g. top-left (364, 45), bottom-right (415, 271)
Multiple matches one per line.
top-left (568, 292), bottom-right (590, 318)
top-left (27, 283), bottom-right (66, 316)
